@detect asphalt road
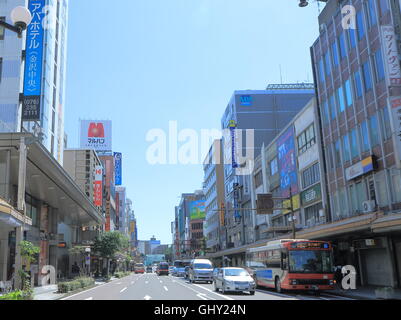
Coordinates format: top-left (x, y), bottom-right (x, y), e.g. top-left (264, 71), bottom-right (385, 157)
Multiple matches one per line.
top-left (62, 273), bottom-right (354, 301)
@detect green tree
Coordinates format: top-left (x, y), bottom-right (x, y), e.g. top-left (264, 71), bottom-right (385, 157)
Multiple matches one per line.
top-left (68, 245), bottom-right (88, 277)
top-left (92, 232), bottom-right (129, 276)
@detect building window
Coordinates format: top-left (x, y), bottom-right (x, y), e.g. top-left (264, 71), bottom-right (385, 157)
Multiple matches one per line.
top-left (302, 163), bottom-right (320, 189)
top-left (360, 120), bottom-right (370, 152)
top-left (305, 203), bottom-right (323, 226)
top-left (297, 124), bottom-right (316, 155)
top-left (380, 107), bottom-right (392, 140)
top-left (344, 78), bottom-right (353, 107)
top-left (348, 29), bottom-right (356, 49)
top-left (334, 140), bottom-right (342, 167)
top-left (356, 11), bottom-right (365, 41)
top-left (392, 172), bottom-right (401, 203)
top-left (374, 50), bottom-right (385, 82)
top-left (379, 0), bottom-right (389, 15)
top-left (329, 94), bottom-right (336, 120)
top-left (0, 58), bottom-right (2, 83)
top-left (350, 128), bottom-right (359, 159)
top-left (342, 134), bottom-right (351, 162)
top-left (362, 61), bottom-right (373, 92)
top-left (324, 51), bottom-right (331, 76)
top-left (254, 171), bottom-right (263, 189)
top-left (0, 17), bottom-right (5, 40)
top-left (375, 171), bottom-right (389, 207)
top-left (318, 59), bottom-right (325, 83)
top-left (331, 41), bottom-right (339, 66)
top-left (270, 158), bottom-right (278, 176)
top-left (337, 86), bottom-right (346, 113)
top-left (369, 115), bottom-right (380, 147)
top-left (338, 32), bottom-right (347, 59)
top-left (367, 0), bottom-right (377, 27)
top-left (326, 143), bottom-right (334, 170)
top-left (322, 99), bottom-right (329, 124)
top-left (354, 70), bottom-right (363, 98)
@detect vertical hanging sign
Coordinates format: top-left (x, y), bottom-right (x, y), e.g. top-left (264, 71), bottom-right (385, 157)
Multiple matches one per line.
top-left (390, 97), bottom-right (401, 168)
top-left (381, 26), bottom-right (401, 86)
top-left (22, 0), bottom-right (45, 121)
top-left (229, 120), bottom-right (238, 169)
top-left (93, 166), bottom-right (103, 207)
top-left (114, 152), bottom-right (122, 186)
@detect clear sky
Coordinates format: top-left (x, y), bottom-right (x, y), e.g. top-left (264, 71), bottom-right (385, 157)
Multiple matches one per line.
top-left (65, 0), bottom-right (323, 244)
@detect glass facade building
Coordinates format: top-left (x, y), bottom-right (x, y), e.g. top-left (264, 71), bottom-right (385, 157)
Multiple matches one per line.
top-left (0, 0), bottom-right (69, 163)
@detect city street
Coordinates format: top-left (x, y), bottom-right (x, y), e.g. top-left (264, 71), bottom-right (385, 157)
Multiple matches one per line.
top-left (62, 273), bottom-right (353, 301)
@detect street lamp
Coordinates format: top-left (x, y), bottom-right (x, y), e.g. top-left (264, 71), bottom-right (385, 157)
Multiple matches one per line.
top-left (0, 6), bottom-right (32, 38)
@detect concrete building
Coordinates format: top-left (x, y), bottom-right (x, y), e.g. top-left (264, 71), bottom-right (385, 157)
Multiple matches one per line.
top-left (0, 133), bottom-right (104, 286)
top-left (63, 149), bottom-right (103, 208)
top-left (98, 155), bottom-right (116, 232)
top-left (0, 0), bottom-right (69, 163)
top-left (309, 0), bottom-right (401, 288)
top-left (203, 139), bottom-right (225, 253)
top-left (220, 86), bottom-right (315, 256)
top-left (175, 191), bottom-right (206, 259)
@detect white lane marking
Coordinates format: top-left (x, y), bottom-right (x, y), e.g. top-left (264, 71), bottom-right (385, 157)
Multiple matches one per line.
top-left (197, 293), bottom-right (208, 300)
top-left (144, 295), bottom-right (152, 300)
top-left (320, 293), bottom-right (354, 300)
top-left (160, 280), bottom-right (163, 283)
top-left (85, 297), bottom-right (93, 300)
top-left (131, 281), bottom-right (135, 285)
top-left (120, 287), bottom-right (127, 293)
top-left (192, 283), bottom-right (234, 301)
top-left (145, 281), bottom-right (149, 284)
top-left (174, 278), bottom-right (233, 301)
top-left (164, 286), bottom-right (169, 291)
top-left (255, 289), bottom-right (296, 300)
top-left (116, 282), bottom-right (122, 285)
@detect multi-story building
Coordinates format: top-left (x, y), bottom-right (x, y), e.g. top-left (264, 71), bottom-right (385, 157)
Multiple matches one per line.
top-left (99, 155), bottom-right (117, 232)
top-left (220, 86), bottom-right (315, 253)
top-left (203, 139), bottom-right (225, 253)
top-left (310, 0), bottom-right (401, 288)
top-left (250, 97), bottom-right (328, 239)
top-left (175, 191), bottom-right (205, 258)
top-left (63, 149), bottom-right (103, 207)
top-left (0, 0), bottom-right (69, 163)
top-left (116, 186), bottom-right (128, 236)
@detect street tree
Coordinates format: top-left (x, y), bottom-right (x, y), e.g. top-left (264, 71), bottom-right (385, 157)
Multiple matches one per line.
top-left (92, 232), bottom-right (130, 276)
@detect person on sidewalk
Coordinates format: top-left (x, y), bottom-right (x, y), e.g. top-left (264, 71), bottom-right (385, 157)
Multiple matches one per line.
top-left (335, 265), bottom-right (344, 291)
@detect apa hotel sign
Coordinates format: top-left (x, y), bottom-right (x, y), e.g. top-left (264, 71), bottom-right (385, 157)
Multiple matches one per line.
top-left (80, 120), bottom-right (112, 151)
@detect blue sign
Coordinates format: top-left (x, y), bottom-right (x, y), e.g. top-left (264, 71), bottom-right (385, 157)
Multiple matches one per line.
top-left (114, 152), bottom-right (122, 185)
top-left (256, 269), bottom-right (273, 280)
top-left (240, 95), bottom-right (252, 106)
top-left (22, 0), bottom-right (45, 121)
top-left (230, 127), bottom-right (238, 169)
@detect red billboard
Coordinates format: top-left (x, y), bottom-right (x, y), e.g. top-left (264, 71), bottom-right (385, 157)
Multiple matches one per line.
top-left (93, 166), bottom-right (103, 207)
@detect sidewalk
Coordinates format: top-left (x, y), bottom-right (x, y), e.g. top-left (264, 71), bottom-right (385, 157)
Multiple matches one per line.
top-left (330, 286), bottom-right (401, 300)
top-left (33, 277), bottom-right (119, 300)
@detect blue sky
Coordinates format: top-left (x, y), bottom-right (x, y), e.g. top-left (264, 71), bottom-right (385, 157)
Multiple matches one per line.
top-left (65, 0), bottom-right (323, 244)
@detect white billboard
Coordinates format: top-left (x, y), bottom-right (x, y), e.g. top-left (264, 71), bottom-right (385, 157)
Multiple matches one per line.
top-left (80, 120), bottom-right (112, 151)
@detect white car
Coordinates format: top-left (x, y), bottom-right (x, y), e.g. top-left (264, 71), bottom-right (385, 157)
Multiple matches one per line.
top-left (213, 268), bottom-right (256, 295)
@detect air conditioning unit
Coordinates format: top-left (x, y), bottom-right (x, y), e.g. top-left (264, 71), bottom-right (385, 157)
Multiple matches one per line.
top-left (362, 200), bottom-right (376, 213)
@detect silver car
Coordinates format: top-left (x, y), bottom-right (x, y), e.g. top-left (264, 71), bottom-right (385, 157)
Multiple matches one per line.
top-left (213, 268), bottom-right (256, 295)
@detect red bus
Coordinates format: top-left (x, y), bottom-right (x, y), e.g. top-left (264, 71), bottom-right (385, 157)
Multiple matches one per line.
top-left (134, 263), bottom-right (145, 274)
top-left (246, 239), bottom-right (335, 293)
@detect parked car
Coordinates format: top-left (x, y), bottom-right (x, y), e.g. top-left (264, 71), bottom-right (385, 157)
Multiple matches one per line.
top-left (169, 266), bottom-right (175, 274)
top-left (146, 266), bottom-right (153, 273)
top-left (188, 259), bottom-right (214, 284)
top-left (156, 262), bottom-right (169, 276)
top-left (213, 268), bottom-right (256, 295)
top-left (134, 263), bottom-right (145, 274)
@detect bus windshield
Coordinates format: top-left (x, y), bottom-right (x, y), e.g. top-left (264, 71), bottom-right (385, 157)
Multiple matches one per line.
top-left (289, 250), bottom-right (333, 273)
